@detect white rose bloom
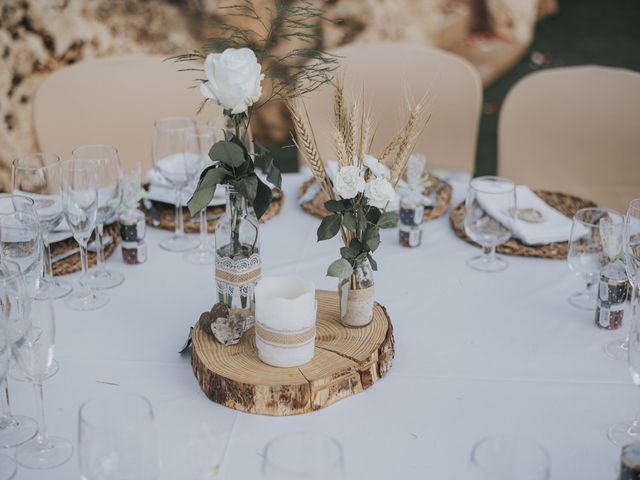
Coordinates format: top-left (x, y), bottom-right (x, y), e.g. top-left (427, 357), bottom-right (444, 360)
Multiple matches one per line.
top-left (335, 165), bottom-right (366, 199)
top-left (365, 176), bottom-right (396, 209)
top-left (363, 154), bottom-right (390, 178)
top-left (200, 48), bottom-right (264, 114)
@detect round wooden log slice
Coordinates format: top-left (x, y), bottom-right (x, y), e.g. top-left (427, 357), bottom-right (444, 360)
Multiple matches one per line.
top-left (191, 290), bottom-right (395, 416)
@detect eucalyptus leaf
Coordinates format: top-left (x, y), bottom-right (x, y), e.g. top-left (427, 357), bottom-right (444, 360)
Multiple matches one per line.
top-left (365, 206), bottom-right (381, 224)
top-left (349, 238), bottom-right (363, 253)
top-left (324, 200), bottom-right (346, 213)
top-left (364, 227), bottom-right (381, 252)
top-left (378, 211), bottom-right (399, 229)
top-left (233, 175), bottom-right (258, 202)
top-left (179, 326), bottom-right (193, 354)
top-left (340, 280), bottom-right (349, 319)
top-left (187, 166), bottom-right (230, 216)
top-left (253, 178), bottom-right (273, 220)
top-left (317, 214), bottom-right (341, 241)
top-left (357, 207), bottom-right (367, 232)
top-left (327, 258), bottom-right (353, 279)
top-left (342, 211), bottom-right (357, 231)
top-left (265, 157), bottom-right (282, 188)
top-left (367, 253), bottom-right (378, 271)
top-left (340, 246), bottom-right (356, 260)
top-left (254, 138), bottom-right (270, 155)
top-left (210, 140), bottom-right (245, 168)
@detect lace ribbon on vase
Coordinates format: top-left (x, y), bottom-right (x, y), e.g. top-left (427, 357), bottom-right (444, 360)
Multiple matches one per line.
top-left (215, 252), bottom-right (262, 297)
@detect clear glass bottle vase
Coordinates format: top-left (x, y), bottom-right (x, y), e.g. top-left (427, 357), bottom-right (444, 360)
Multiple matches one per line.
top-left (215, 185), bottom-right (261, 331)
top-left (339, 258), bottom-right (375, 328)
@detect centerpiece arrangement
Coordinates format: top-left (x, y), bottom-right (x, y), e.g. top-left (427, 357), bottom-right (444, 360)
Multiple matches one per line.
top-left (175, 1), bottom-right (338, 345)
top-left (288, 84), bottom-right (430, 327)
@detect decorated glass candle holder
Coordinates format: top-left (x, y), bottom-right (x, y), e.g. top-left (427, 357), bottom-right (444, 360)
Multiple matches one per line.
top-left (254, 276), bottom-right (317, 368)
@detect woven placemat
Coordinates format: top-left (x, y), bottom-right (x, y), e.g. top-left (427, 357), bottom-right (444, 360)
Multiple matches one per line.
top-left (51, 222), bottom-right (120, 276)
top-left (449, 190), bottom-right (596, 259)
top-left (141, 188), bottom-right (285, 233)
top-left (298, 177), bottom-right (453, 221)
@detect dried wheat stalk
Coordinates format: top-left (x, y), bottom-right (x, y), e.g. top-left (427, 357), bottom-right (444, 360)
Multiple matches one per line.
top-left (334, 129), bottom-right (349, 167)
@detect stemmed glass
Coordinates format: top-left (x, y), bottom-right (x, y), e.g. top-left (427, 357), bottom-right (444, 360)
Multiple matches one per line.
top-left (0, 311), bottom-right (17, 480)
top-left (262, 432), bottom-right (345, 480)
top-left (468, 436), bottom-right (550, 479)
top-left (12, 153), bottom-right (73, 299)
top-left (152, 116), bottom-right (199, 252)
top-left (78, 393), bottom-right (160, 480)
top-left (605, 198), bottom-right (640, 360)
top-left (567, 208), bottom-right (623, 310)
top-left (14, 295), bottom-right (73, 469)
top-left (61, 160), bottom-right (109, 310)
top-left (463, 176), bottom-right (516, 272)
top-left (72, 145), bottom-right (124, 289)
top-left (184, 124), bottom-right (217, 265)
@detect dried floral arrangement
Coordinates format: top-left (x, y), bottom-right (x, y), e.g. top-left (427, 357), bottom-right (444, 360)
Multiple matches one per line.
top-left (288, 82), bottom-right (430, 285)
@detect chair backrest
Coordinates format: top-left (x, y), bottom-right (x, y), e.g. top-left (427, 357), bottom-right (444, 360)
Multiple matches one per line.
top-left (33, 55), bottom-right (222, 173)
top-left (302, 42), bottom-right (482, 173)
top-left (498, 66), bottom-right (640, 212)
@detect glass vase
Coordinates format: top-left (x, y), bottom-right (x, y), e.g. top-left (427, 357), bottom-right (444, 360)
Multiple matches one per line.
top-left (339, 258), bottom-right (375, 328)
top-left (215, 185), bottom-right (261, 333)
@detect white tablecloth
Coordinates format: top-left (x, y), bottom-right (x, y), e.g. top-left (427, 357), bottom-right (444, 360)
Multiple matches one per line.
top-left (13, 171), bottom-right (631, 479)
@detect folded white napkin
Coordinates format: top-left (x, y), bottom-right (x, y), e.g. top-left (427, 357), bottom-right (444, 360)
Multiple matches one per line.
top-left (478, 184), bottom-right (575, 245)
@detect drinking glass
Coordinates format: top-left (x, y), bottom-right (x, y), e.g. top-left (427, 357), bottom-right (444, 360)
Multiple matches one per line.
top-left (14, 295), bottom-right (73, 469)
top-left (79, 393), bottom-right (160, 480)
top-left (0, 194), bottom-right (43, 295)
top-left (0, 311), bottom-right (17, 480)
top-left (468, 436), bottom-right (550, 480)
top-left (184, 124), bottom-right (217, 265)
top-left (0, 268), bottom-right (37, 449)
top-left (262, 432), bottom-right (345, 480)
top-left (61, 160), bottom-right (109, 310)
top-left (12, 153), bottom-right (73, 299)
top-left (152, 116), bottom-right (199, 252)
top-left (567, 207), bottom-right (623, 310)
top-left (463, 176), bottom-right (516, 272)
top-left (605, 198), bottom-right (640, 360)
top-left (72, 145), bottom-right (124, 289)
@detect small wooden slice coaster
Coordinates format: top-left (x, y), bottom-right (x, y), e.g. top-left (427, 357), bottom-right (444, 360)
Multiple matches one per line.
top-left (449, 190), bottom-right (596, 259)
top-left (191, 290), bottom-right (395, 416)
top-left (298, 177), bottom-right (452, 221)
top-left (141, 188), bottom-right (284, 233)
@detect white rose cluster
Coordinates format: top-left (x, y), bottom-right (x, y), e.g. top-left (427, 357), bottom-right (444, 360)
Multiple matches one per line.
top-left (334, 155), bottom-right (396, 209)
top-left (200, 48), bottom-right (264, 114)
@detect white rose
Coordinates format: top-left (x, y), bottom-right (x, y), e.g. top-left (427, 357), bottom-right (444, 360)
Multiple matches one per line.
top-left (335, 166), bottom-right (365, 199)
top-left (363, 154), bottom-right (390, 178)
top-left (199, 48), bottom-right (264, 114)
top-left (365, 176), bottom-right (396, 209)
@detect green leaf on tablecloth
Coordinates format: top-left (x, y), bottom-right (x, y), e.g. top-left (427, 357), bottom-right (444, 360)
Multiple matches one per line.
top-left (317, 214), bottom-right (341, 241)
top-left (327, 258), bottom-right (353, 279)
top-left (210, 140), bottom-right (245, 168)
top-left (367, 253), bottom-right (378, 271)
top-left (364, 227), bottom-right (380, 252)
top-left (342, 211), bottom-right (357, 231)
top-left (324, 199), bottom-right (346, 213)
top-left (187, 166), bottom-right (230, 216)
top-left (253, 177), bottom-right (273, 220)
top-left (378, 211), bottom-right (399, 229)
top-left (179, 326), bottom-right (193, 354)
top-left (233, 175), bottom-right (258, 203)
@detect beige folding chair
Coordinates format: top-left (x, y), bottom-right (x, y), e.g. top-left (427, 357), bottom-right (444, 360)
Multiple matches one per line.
top-left (302, 42), bottom-right (482, 173)
top-left (498, 66), bottom-right (640, 212)
top-left (33, 55), bottom-right (223, 173)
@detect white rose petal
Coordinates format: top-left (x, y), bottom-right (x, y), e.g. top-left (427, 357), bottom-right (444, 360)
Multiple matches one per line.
top-left (365, 176), bottom-right (396, 209)
top-left (200, 48), bottom-right (264, 114)
top-left (335, 165), bottom-right (366, 199)
top-left (363, 154), bottom-right (390, 178)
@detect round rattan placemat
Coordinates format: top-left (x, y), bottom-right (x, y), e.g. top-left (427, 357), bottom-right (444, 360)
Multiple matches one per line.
top-left (51, 222), bottom-right (120, 276)
top-left (141, 188), bottom-right (285, 233)
top-left (449, 190), bottom-right (596, 259)
top-left (298, 177), bottom-right (453, 221)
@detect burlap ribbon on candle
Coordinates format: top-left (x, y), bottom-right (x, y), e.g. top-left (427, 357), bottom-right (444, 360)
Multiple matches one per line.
top-left (255, 321), bottom-right (316, 347)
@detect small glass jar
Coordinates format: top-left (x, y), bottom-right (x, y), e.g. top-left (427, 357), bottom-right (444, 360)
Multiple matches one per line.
top-left (339, 258), bottom-right (375, 328)
top-left (399, 197), bottom-right (424, 248)
top-left (119, 208), bottom-right (147, 265)
top-left (620, 443), bottom-right (640, 480)
top-left (595, 260), bottom-right (629, 330)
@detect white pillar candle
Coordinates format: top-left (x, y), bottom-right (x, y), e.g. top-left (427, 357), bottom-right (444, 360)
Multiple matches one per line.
top-left (254, 276), bottom-right (316, 368)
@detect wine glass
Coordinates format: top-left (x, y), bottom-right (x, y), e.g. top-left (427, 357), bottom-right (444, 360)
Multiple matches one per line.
top-left (605, 198), bottom-right (640, 360)
top-left (78, 393), bottom-right (160, 480)
top-left (567, 207), bottom-right (623, 310)
top-left (463, 176), bottom-right (516, 272)
top-left (262, 432), bottom-right (345, 480)
top-left (0, 310), bottom-right (18, 480)
top-left (152, 116), bottom-right (199, 252)
top-left (0, 194), bottom-right (43, 296)
top-left (13, 295), bottom-right (73, 469)
top-left (0, 268), bottom-right (37, 449)
top-left (184, 124), bottom-right (217, 265)
top-left (72, 145), bottom-right (124, 290)
top-left (468, 436), bottom-right (550, 480)
top-left (61, 160), bottom-right (109, 310)
top-left (12, 153), bottom-right (73, 299)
